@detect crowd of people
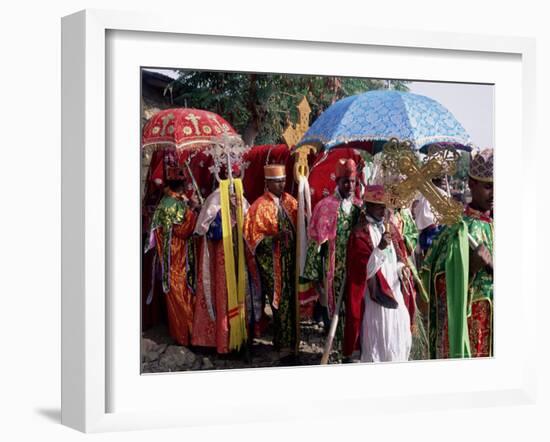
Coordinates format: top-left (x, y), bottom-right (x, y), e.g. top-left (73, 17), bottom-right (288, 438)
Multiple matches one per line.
top-left (144, 147), bottom-right (494, 365)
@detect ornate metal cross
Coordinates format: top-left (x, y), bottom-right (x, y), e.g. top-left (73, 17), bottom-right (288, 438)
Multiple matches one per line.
top-left (381, 138), bottom-right (463, 226)
top-left (204, 129), bottom-right (247, 183)
top-left (282, 97), bottom-right (311, 147)
top-left (282, 96), bottom-right (317, 182)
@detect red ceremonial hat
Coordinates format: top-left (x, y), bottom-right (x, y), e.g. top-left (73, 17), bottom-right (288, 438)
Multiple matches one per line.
top-left (363, 184), bottom-right (386, 204)
top-left (335, 158), bottom-right (357, 178)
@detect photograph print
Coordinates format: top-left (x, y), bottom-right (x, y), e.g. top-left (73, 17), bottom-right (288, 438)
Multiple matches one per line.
top-left (140, 68), bottom-right (494, 373)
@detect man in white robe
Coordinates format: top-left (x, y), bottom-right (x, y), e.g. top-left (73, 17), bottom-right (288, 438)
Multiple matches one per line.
top-left (344, 185), bottom-right (415, 363)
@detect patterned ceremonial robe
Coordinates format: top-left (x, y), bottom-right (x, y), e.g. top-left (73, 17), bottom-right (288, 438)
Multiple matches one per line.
top-left (421, 205), bottom-right (493, 359)
top-left (146, 193), bottom-right (197, 346)
top-left (344, 218), bottom-right (417, 360)
top-left (192, 188), bottom-right (250, 353)
top-left (301, 190), bottom-right (361, 354)
top-left (243, 191), bottom-right (298, 349)
top-left (394, 208), bottom-right (418, 255)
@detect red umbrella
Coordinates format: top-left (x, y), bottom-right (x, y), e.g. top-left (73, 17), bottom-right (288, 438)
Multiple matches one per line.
top-left (142, 108), bottom-right (245, 204)
top-left (142, 108), bottom-right (241, 151)
top-left (141, 109), bottom-right (244, 320)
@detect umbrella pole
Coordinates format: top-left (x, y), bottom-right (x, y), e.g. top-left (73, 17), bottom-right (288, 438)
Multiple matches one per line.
top-left (226, 147), bottom-right (234, 193)
top-left (183, 160), bottom-right (204, 205)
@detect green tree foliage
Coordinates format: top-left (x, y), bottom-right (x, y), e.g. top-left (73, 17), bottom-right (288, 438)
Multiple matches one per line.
top-left (169, 71), bottom-right (409, 146)
top-left (455, 151), bottom-right (470, 181)
top-left (451, 150), bottom-right (470, 191)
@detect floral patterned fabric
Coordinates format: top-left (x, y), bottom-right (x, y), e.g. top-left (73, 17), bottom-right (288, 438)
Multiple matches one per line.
top-left (395, 208), bottom-right (418, 254)
top-left (243, 192), bottom-right (298, 253)
top-left (147, 195), bottom-right (195, 293)
top-left (463, 206), bottom-right (494, 304)
top-left (192, 237), bottom-right (230, 353)
top-left (148, 195), bottom-right (197, 346)
top-left (422, 205), bottom-right (493, 359)
top-left (244, 192), bottom-right (298, 350)
top-left (142, 108), bottom-right (240, 150)
top-left (302, 194), bottom-right (361, 356)
top-left (255, 218), bottom-right (296, 349)
top-left (305, 194), bottom-right (361, 312)
top-left (298, 91), bottom-right (471, 150)
top-left (192, 188), bottom-right (250, 354)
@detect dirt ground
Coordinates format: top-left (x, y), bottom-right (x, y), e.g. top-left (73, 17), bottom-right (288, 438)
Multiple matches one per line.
top-left (141, 318), bottom-right (354, 373)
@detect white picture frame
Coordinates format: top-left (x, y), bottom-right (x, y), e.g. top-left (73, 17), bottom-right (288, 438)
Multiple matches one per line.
top-left (61, 9), bottom-right (537, 433)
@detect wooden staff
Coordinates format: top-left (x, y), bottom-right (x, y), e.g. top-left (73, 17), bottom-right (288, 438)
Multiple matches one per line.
top-left (294, 207), bottom-right (302, 356)
top-left (384, 208), bottom-right (392, 236)
top-left (406, 256), bottom-right (429, 303)
top-left (320, 282), bottom-right (346, 365)
top-left (385, 209), bottom-right (428, 302)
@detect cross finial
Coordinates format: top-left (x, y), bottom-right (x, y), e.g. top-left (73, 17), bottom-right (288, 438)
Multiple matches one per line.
top-left (282, 96), bottom-right (311, 148)
top-left (381, 139), bottom-right (462, 225)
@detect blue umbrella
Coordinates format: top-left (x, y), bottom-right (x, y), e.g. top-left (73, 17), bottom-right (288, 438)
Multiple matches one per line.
top-left (297, 90), bottom-right (472, 152)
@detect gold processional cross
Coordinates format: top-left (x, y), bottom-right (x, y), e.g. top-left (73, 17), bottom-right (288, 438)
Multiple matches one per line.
top-left (379, 138), bottom-right (464, 310)
top-left (281, 96), bottom-right (317, 356)
top-left (282, 96), bottom-right (317, 182)
top-left (381, 138), bottom-right (463, 226)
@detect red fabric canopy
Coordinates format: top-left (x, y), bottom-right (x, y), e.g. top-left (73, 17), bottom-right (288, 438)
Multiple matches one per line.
top-left (142, 108), bottom-right (240, 150)
top-left (241, 144), bottom-right (293, 203)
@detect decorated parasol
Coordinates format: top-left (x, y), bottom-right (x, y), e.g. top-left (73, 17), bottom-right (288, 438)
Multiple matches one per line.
top-left (142, 109), bottom-right (249, 348)
top-left (295, 90), bottom-right (473, 153)
top-left (142, 108), bottom-right (245, 203)
top-left (142, 108), bottom-right (242, 151)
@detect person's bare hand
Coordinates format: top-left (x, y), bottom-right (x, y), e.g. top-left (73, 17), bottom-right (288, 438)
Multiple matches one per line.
top-left (477, 245), bottom-right (493, 272)
top-left (378, 232), bottom-right (392, 250)
top-left (188, 194), bottom-right (200, 209)
top-left (470, 244), bottom-right (493, 275)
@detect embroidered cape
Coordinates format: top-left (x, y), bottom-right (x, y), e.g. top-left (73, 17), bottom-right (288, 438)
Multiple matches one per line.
top-left (421, 205), bottom-right (493, 358)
